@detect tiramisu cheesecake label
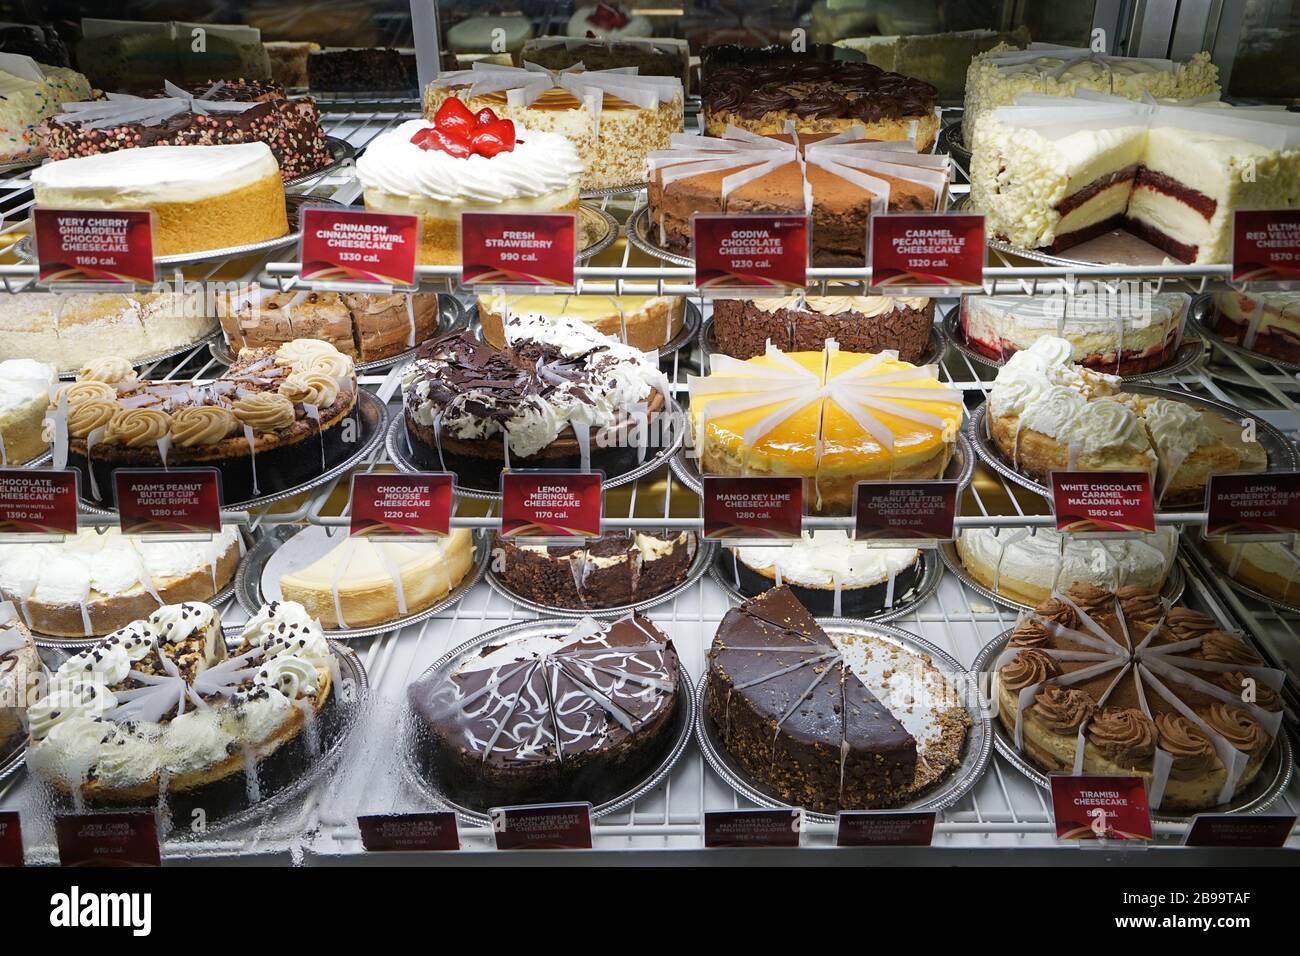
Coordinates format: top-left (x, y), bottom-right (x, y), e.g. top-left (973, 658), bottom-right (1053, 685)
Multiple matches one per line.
top-left (0, 469), bottom-right (78, 536)
top-left (869, 213), bottom-right (984, 290)
top-left (34, 208), bottom-right (155, 286)
top-left (349, 472), bottom-right (453, 538)
top-left (300, 207), bottom-right (420, 288)
top-left (694, 214), bottom-right (807, 293)
top-left (702, 475), bottom-right (802, 540)
top-left (501, 470), bottom-right (602, 538)
top-left (115, 468), bottom-right (222, 535)
top-left (854, 479), bottom-right (958, 543)
top-left (1050, 775), bottom-right (1152, 842)
top-left (1051, 471), bottom-right (1155, 535)
top-left (1206, 472), bottom-right (1300, 539)
top-left (1232, 210), bottom-right (1300, 284)
top-left (460, 212), bottom-right (576, 289)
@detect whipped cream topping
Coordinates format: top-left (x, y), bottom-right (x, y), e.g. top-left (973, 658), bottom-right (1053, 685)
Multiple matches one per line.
top-left (959, 526), bottom-right (1177, 595)
top-left (1142, 397), bottom-right (1214, 459)
top-left (749, 295), bottom-right (931, 317)
top-left (736, 531), bottom-right (918, 588)
top-left (0, 358), bottom-right (55, 415)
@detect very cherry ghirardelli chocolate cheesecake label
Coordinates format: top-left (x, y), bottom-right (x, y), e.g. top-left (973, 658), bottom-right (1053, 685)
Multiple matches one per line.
top-left (115, 468), bottom-right (222, 535)
top-left (0, 812), bottom-right (22, 866)
top-left (1184, 814), bottom-right (1296, 848)
top-left (835, 810), bottom-right (936, 847)
top-left (357, 812), bottom-right (460, 852)
top-left (1050, 775), bottom-right (1152, 842)
top-left (490, 803), bottom-right (592, 850)
top-left (349, 472), bottom-right (453, 538)
top-left (501, 470), bottom-right (602, 539)
top-left (0, 469), bottom-right (78, 536)
top-left (869, 212), bottom-right (984, 291)
top-left (300, 207), bottom-right (420, 288)
top-left (853, 480), bottom-right (958, 543)
top-left (55, 812), bottom-right (161, 866)
top-left (1051, 471), bottom-right (1156, 535)
top-left (704, 808), bottom-right (803, 848)
top-left (1205, 472), bottom-right (1300, 539)
top-left (1231, 210), bottom-right (1300, 285)
top-left (34, 208), bottom-right (156, 286)
top-left (702, 475), bottom-right (802, 540)
top-left (460, 212), bottom-right (576, 289)
top-left (693, 214), bottom-right (808, 293)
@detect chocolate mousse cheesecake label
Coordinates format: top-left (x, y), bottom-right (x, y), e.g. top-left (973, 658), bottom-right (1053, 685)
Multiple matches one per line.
top-left (0, 469), bottom-right (78, 536)
top-left (693, 214), bottom-right (808, 293)
top-left (358, 812), bottom-right (460, 852)
top-left (55, 812), bottom-right (161, 866)
top-left (704, 809), bottom-right (803, 848)
top-left (349, 472), bottom-right (453, 538)
top-left (34, 208), bottom-right (156, 287)
top-left (702, 475), bottom-right (802, 540)
top-left (835, 810), bottom-right (936, 847)
top-left (1232, 210), bottom-right (1300, 285)
top-left (300, 207), bottom-right (420, 288)
top-left (460, 212), bottom-right (576, 289)
top-left (490, 803), bottom-right (592, 850)
top-left (853, 480), bottom-right (958, 543)
top-left (1205, 472), bottom-right (1300, 539)
top-left (1051, 471), bottom-right (1156, 536)
top-left (115, 468), bottom-right (222, 535)
top-left (0, 812), bottom-right (22, 866)
top-left (1050, 774), bottom-right (1152, 841)
top-left (501, 471), bottom-right (602, 538)
top-left (869, 213), bottom-right (984, 291)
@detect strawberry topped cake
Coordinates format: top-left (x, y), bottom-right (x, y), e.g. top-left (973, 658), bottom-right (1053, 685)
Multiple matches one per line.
top-left (355, 98), bottom-right (584, 265)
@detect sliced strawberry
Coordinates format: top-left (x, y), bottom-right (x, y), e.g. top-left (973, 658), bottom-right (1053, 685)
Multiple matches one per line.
top-left (470, 118), bottom-right (516, 157)
top-left (589, 2), bottom-right (629, 29)
top-left (412, 125), bottom-right (472, 157)
top-left (434, 97), bottom-right (476, 137)
top-left (474, 107), bottom-right (499, 126)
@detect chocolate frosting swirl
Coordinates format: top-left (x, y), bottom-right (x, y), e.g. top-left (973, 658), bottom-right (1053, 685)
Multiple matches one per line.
top-left (791, 89), bottom-right (850, 118)
top-left (105, 407), bottom-right (170, 448)
top-left (67, 399), bottom-right (118, 440)
top-left (1000, 649), bottom-right (1060, 691)
top-left (1118, 586), bottom-right (1164, 627)
top-left (1154, 712), bottom-right (1218, 779)
top-left (1215, 671), bottom-right (1281, 712)
top-left (1066, 582), bottom-right (1114, 617)
top-left (737, 83), bottom-right (797, 118)
top-left (232, 392), bottom-right (296, 433)
top-left (1196, 631), bottom-right (1263, 666)
top-left (1165, 607), bottom-right (1218, 643)
top-left (1203, 703), bottom-right (1270, 756)
top-left (1009, 617), bottom-right (1053, 648)
top-left (1036, 597), bottom-right (1078, 630)
top-left (1031, 685), bottom-right (1095, 735)
top-left (170, 405), bottom-right (237, 447)
top-left (1086, 707), bottom-right (1156, 767)
top-left (54, 380), bottom-right (115, 407)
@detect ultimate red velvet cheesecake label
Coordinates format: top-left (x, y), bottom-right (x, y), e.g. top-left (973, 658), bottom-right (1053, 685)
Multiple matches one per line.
top-left (349, 473), bottom-right (453, 538)
top-left (115, 469), bottom-right (222, 535)
top-left (704, 809), bottom-right (803, 848)
top-left (0, 470), bottom-right (78, 536)
top-left (1051, 471), bottom-right (1156, 535)
top-left (1205, 472), bottom-right (1300, 539)
top-left (835, 810), bottom-right (936, 847)
top-left (34, 208), bottom-right (156, 286)
top-left (1050, 775), bottom-right (1152, 841)
top-left (693, 214), bottom-right (808, 293)
top-left (501, 471), bottom-right (602, 538)
top-left (853, 480), bottom-right (959, 543)
top-left (357, 813), bottom-right (460, 852)
top-left (702, 475), bottom-right (802, 540)
top-left (1232, 210), bottom-right (1300, 284)
top-left (300, 207), bottom-right (420, 287)
top-left (55, 812), bottom-right (161, 866)
top-left (869, 212), bottom-right (984, 290)
top-left (490, 803), bottom-right (592, 850)
top-left (460, 212), bottom-right (576, 289)
top-left (1184, 814), bottom-right (1296, 847)
top-left (0, 812), bottom-right (22, 866)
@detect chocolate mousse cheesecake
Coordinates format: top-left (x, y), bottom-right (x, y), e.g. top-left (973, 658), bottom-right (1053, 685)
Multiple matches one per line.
top-left (711, 295), bottom-right (934, 362)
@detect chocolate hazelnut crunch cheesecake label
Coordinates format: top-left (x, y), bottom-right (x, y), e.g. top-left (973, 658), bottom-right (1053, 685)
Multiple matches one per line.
top-left (0, 469), bottom-right (78, 536)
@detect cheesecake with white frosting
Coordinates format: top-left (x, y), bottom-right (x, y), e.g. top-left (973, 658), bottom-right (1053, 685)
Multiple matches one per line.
top-left (1210, 291), bottom-right (1300, 365)
top-left (477, 293), bottom-right (684, 352)
top-left (0, 358), bottom-right (55, 465)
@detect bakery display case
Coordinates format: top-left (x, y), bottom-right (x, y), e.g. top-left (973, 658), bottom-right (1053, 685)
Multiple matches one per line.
top-left (0, 1), bottom-right (1296, 868)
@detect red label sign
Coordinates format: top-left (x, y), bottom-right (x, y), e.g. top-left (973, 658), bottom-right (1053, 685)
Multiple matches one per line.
top-left (349, 473), bottom-right (452, 537)
top-left (115, 468), bottom-right (222, 535)
top-left (490, 803), bottom-right (592, 850)
top-left (1050, 775), bottom-right (1152, 841)
top-left (358, 812), bottom-right (460, 852)
top-left (704, 809), bottom-right (803, 848)
top-left (0, 812), bottom-right (22, 866)
top-left (835, 810), bottom-right (936, 847)
top-left (702, 475), bottom-right (802, 540)
top-left (300, 207), bottom-right (419, 287)
top-left (460, 212), bottom-right (575, 288)
top-left (1205, 472), bottom-right (1300, 538)
top-left (1184, 814), bottom-right (1295, 848)
top-left (693, 214), bottom-right (808, 292)
top-left (854, 480), bottom-right (959, 542)
top-left (869, 212), bottom-right (984, 289)
top-left (1051, 471), bottom-right (1155, 535)
top-left (34, 208), bottom-right (155, 285)
top-left (0, 470), bottom-right (78, 535)
top-left (501, 471), bottom-right (602, 538)
top-left (55, 812), bottom-right (161, 866)
top-left (1232, 210), bottom-right (1300, 284)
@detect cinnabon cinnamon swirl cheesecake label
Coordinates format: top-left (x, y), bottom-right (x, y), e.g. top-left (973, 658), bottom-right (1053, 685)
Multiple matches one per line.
top-left (460, 212), bottom-right (576, 289)
top-left (0, 469), bottom-right (78, 536)
top-left (1051, 471), bottom-right (1155, 535)
top-left (501, 471), bottom-right (602, 539)
top-left (301, 207), bottom-right (420, 288)
top-left (1205, 472), bottom-right (1300, 539)
top-left (1050, 774), bottom-right (1152, 841)
top-left (349, 472), bottom-right (453, 538)
top-left (702, 475), bottom-right (802, 540)
top-left (1232, 210), bottom-right (1300, 285)
top-left (115, 468), bottom-right (221, 535)
top-left (694, 214), bottom-right (807, 293)
top-left (34, 208), bottom-right (155, 287)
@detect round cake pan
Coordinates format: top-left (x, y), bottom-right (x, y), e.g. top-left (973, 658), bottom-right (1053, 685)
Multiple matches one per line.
top-left (695, 617), bottom-right (992, 826)
top-left (283, 135), bottom-right (357, 189)
top-left (400, 617), bottom-right (696, 827)
top-left (234, 522), bottom-right (489, 640)
top-left (1188, 293), bottom-right (1300, 377)
top-left (626, 205), bottom-right (692, 268)
top-left (384, 396), bottom-right (687, 502)
top-left (698, 313), bottom-right (947, 374)
top-left (707, 543), bottom-right (944, 625)
top-left (971, 628), bottom-right (1294, 822)
top-left (467, 296), bottom-right (701, 358)
top-left (576, 202), bottom-right (620, 263)
top-left (484, 537), bottom-right (714, 619)
top-left (1185, 533), bottom-right (1300, 617)
top-left (56, 329), bottom-right (222, 382)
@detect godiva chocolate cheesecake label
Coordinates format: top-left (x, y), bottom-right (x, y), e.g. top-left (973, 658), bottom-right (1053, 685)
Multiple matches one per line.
top-left (693, 214), bottom-right (807, 292)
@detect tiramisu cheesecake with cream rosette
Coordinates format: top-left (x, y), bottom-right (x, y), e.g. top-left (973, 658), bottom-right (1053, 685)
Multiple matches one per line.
top-left (688, 341), bottom-right (964, 514)
top-left (30, 142), bottom-right (289, 256)
top-left (56, 338), bottom-right (358, 507)
top-left (356, 104), bottom-right (583, 266)
top-left (0, 526), bottom-right (241, 638)
top-left (712, 295), bottom-right (934, 363)
top-left (956, 527), bottom-right (1178, 608)
top-left (986, 336), bottom-right (1266, 505)
top-left (1202, 535), bottom-right (1300, 607)
top-left (1209, 291), bottom-right (1300, 366)
top-left (402, 314), bottom-right (669, 490)
top-left (0, 605), bottom-right (41, 760)
top-left (477, 293), bottom-right (684, 353)
top-left (991, 584), bottom-right (1285, 810)
top-left (26, 600), bottom-right (337, 803)
top-left (0, 358), bottom-right (56, 465)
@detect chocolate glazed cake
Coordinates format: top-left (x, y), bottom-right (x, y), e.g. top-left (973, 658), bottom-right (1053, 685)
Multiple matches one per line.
top-left (711, 296), bottom-right (934, 363)
top-left (409, 614), bottom-right (681, 809)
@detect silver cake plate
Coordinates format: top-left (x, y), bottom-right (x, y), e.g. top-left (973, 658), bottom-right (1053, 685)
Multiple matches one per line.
top-left (384, 396), bottom-right (687, 502)
top-left (468, 296), bottom-right (702, 358)
top-left (283, 135), bottom-right (357, 189)
top-left (967, 387), bottom-right (1299, 503)
top-left (575, 202), bottom-right (620, 263)
top-left (56, 329), bottom-right (223, 382)
top-left (75, 387), bottom-right (389, 516)
top-left (209, 294), bottom-right (468, 375)
top-left (937, 538), bottom-right (1186, 615)
top-left (696, 617), bottom-right (992, 826)
top-left (1186, 533), bottom-right (1300, 617)
top-left (0, 154), bottom-right (43, 176)
top-left (707, 544), bottom-right (944, 625)
top-left (484, 537), bottom-right (714, 619)
top-left (15, 194), bottom-right (346, 268)
top-left (0, 740), bottom-right (26, 787)
top-left (626, 205), bottom-right (692, 267)
top-left (971, 627), bottom-right (1294, 822)
top-left (234, 523), bottom-right (489, 640)
top-left (581, 181), bottom-right (647, 200)
top-left (1188, 293), bottom-right (1300, 378)
top-left (697, 314), bottom-right (947, 374)
top-left (936, 120), bottom-right (970, 165)
top-left (400, 617), bottom-right (696, 827)
top-left (941, 304), bottom-right (1208, 384)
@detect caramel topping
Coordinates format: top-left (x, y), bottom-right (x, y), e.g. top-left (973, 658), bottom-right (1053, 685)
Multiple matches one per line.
top-left (1214, 671), bottom-right (1281, 712)
top-left (232, 392), bottom-right (296, 432)
top-left (274, 339), bottom-right (338, 369)
top-left (170, 405), bottom-right (237, 447)
top-left (1000, 649), bottom-right (1060, 691)
top-left (53, 380), bottom-right (116, 407)
top-left (1154, 712), bottom-right (1217, 779)
top-left (279, 371), bottom-right (339, 408)
top-left (1196, 631), bottom-right (1264, 667)
top-left (77, 356), bottom-right (138, 386)
top-left (1030, 685), bottom-right (1095, 735)
top-left (1203, 703), bottom-right (1270, 757)
top-left (66, 399), bottom-right (118, 440)
top-left (105, 407), bottom-right (170, 448)
top-left (1086, 707), bottom-right (1156, 767)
